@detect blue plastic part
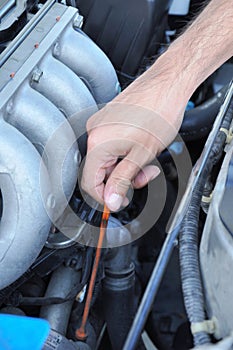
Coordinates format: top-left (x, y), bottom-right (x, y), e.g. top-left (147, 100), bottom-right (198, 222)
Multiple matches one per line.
top-left (0, 314), bottom-right (50, 350)
top-left (168, 141), bottom-right (184, 155)
top-left (186, 100), bottom-right (195, 111)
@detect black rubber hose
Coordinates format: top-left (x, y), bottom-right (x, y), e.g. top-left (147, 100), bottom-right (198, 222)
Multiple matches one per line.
top-left (158, 87), bottom-right (228, 164)
top-left (103, 272), bottom-right (136, 350)
top-left (220, 96), bottom-right (233, 130)
top-left (180, 86), bottom-right (228, 141)
top-left (179, 167), bottom-right (211, 346)
top-left (103, 245), bottom-right (146, 350)
top-left (179, 96), bottom-right (233, 346)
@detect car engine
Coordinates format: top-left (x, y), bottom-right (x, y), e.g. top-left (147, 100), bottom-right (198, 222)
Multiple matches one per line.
top-left (0, 1), bottom-right (233, 349)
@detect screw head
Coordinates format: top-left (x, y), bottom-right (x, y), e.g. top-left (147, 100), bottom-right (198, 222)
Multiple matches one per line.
top-left (31, 68), bottom-right (43, 83)
top-left (73, 13), bottom-right (84, 29)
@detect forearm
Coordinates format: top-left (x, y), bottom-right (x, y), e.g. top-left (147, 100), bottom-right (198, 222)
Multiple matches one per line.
top-left (116, 0), bottom-right (233, 120)
top-left (172, 0), bottom-right (233, 90)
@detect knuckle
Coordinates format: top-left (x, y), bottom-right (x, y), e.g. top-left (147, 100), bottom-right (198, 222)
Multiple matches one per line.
top-left (111, 175), bottom-right (131, 191)
top-left (86, 117), bottom-right (94, 132)
top-left (87, 132), bottom-right (100, 149)
top-left (81, 176), bottom-right (88, 193)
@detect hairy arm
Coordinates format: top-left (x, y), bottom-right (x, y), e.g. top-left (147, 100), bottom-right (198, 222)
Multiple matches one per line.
top-left (116, 0), bottom-right (233, 121)
top-left (82, 0), bottom-right (233, 211)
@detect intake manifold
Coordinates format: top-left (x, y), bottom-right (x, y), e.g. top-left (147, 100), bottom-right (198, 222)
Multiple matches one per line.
top-left (0, 2), bottom-right (119, 289)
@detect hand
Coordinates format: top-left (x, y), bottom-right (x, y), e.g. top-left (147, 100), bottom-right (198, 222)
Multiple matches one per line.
top-left (81, 47), bottom-right (192, 212)
top-left (81, 99), bottom-right (184, 211)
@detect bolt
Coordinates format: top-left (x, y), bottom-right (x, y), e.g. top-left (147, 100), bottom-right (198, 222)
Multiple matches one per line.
top-left (46, 194), bottom-right (56, 209)
top-left (73, 13), bottom-right (84, 29)
top-left (34, 42), bottom-right (39, 48)
top-left (53, 41), bottom-right (60, 57)
top-left (6, 100), bottom-right (14, 114)
top-left (70, 258), bottom-right (77, 267)
top-left (31, 68), bottom-right (43, 83)
top-left (10, 72), bottom-right (15, 78)
top-left (56, 16), bottom-right (60, 22)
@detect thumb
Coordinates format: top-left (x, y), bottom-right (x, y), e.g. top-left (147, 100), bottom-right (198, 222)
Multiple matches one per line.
top-left (104, 148), bottom-right (155, 211)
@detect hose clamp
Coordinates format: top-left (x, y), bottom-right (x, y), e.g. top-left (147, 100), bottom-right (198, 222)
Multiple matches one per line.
top-left (220, 127), bottom-right (233, 144)
top-left (191, 318), bottom-right (216, 335)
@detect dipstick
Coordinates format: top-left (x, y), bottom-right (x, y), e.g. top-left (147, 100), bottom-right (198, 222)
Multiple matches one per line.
top-left (76, 204), bottom-right (110, 340)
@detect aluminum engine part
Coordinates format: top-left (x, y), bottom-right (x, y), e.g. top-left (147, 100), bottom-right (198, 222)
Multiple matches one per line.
top-left (5, 83), bottom-right (79, 220)
top-left (0, 2), bottom-right (119, 289)
top-left (43, 329), bottom-right (91, 350)
top-left (40, 265), bottom-right (81, 335)
top-left (0, 120), bottom-right (51, 290)
top-left (200, 133), bottom-right (233, 339)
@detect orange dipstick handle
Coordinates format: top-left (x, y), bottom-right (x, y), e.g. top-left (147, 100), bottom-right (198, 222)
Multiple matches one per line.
top-left (76, 204), bottom-right (110, 341)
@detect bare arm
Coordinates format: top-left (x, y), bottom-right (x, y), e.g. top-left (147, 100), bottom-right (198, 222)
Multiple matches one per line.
top-left (82, 0), bottom-right (233, 211)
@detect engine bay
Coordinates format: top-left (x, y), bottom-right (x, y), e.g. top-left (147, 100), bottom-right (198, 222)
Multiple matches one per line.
top-left (0, 1), bottom-right (233, 349)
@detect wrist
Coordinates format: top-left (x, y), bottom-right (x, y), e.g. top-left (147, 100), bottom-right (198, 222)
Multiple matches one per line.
top-left (116, 49), bottom-right (192, 126)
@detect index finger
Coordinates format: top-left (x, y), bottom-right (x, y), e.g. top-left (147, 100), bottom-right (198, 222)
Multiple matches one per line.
top-left (81, 142), bottom-right (118, 203)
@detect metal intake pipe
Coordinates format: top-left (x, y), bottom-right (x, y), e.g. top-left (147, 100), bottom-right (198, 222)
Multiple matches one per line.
top-left (40, 265), bottom-right (81, 335)
top-left (54, 24), bottom-right (120, 104)
top-left (32, 52), bottom-right (97, 115)
top-left (5, 84), bottom-right (79, 220)
top-left (31, 53), bottom-right (98, 138)
top-left (0, 120), bottom-right (51, 289)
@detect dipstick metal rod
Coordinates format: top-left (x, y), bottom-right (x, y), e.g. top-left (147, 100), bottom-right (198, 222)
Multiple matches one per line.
top-left (76, 204), bottom-right (110, 340)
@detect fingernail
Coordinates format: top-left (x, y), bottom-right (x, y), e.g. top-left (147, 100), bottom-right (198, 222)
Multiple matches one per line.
top-left (151, 168), bottom-right (160, 181)
top-left (106, 193), bottom-right (123, 211)
top-left (122, 197), bottom-right (130, 207)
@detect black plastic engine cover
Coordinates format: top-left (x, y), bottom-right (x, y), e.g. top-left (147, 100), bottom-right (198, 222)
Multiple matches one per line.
top-left (76, 0), bottom-right (172, 81)
top-left (0, 0), bottom-right (37, 45)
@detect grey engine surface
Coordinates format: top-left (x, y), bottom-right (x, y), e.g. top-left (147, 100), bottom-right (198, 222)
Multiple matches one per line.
top-left (200, 135), bottom-right (233, 340)
top-left (0, 1), bottom-right (119, 289)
